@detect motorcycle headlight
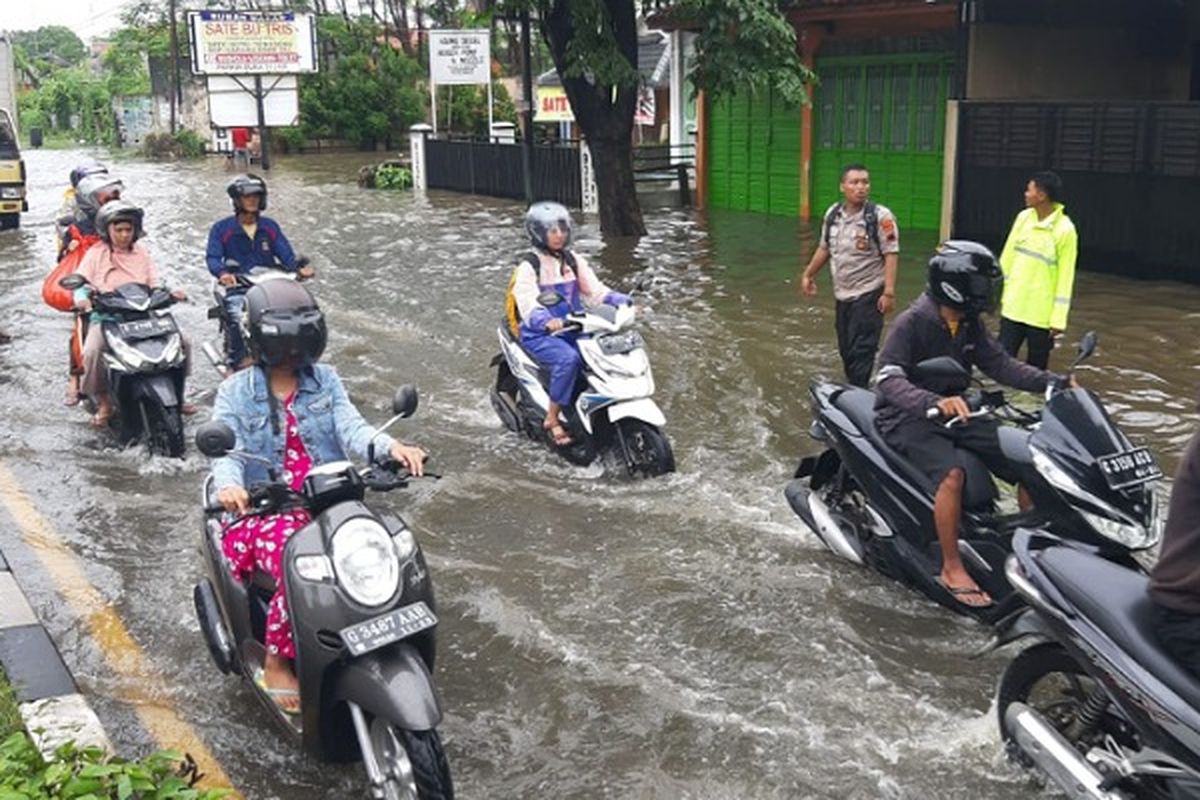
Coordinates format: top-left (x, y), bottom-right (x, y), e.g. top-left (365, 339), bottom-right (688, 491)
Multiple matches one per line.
top-left (162, 334), bottom-right (182, 364)
top-left (331, 518), bottom-right (400, 607)
top-left (1078, 508), bottom-right (1157, 550)
top-left (0, 186), bottom-right (23, 199)
top-left (105, 332), bottom-right (148, 370)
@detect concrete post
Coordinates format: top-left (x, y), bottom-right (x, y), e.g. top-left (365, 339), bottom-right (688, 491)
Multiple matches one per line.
top-left (669, 31), bottom-right (686, 151)
top-left (580, 139), bottom-right (599, 213)
top-left (409, 123), bottom-right (432, 192)
top-left (939, 100), bottom-right (960, 242)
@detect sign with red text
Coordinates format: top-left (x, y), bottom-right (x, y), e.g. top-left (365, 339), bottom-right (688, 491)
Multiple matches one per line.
top-left (535, 86), bottom-right (574, 122)
top-left (187, 11), bottom-right (318, 75)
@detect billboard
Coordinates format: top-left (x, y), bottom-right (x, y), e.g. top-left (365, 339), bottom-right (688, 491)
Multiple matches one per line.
top-left (429, 30), bottom-right (490, 85)
top-left (206, 75), bottom-right (299, 127)
top-left (187, 11), bottom-right (318, 75)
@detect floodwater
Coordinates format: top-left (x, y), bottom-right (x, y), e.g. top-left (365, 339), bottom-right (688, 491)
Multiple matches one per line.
top-left (0, 147), bottom-right (1197, 799)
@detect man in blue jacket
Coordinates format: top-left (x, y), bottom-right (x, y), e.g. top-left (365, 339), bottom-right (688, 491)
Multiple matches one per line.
top-left (205, 174), bottom-right (314, 368)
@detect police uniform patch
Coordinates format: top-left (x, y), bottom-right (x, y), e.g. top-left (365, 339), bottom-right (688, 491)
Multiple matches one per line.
top-left (855, 235), bottom-right (869, 251)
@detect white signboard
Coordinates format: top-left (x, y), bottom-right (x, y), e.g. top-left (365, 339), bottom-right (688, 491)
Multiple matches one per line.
top-left (429, 30), bottom-right (490, 85)
top-left (188, 11), bottom-right (318, 75)
top-left (206, 75), bottom-right (299, 127)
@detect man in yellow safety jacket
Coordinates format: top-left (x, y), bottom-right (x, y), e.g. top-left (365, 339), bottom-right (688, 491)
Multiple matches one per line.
top-left (997, 170), bottom-right (1078, 369)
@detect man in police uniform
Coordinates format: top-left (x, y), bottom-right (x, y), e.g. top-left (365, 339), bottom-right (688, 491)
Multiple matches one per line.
top-left (997, 170), bottom-right (1078, 369)
top-left (799, 163), bottom-right (900, 387)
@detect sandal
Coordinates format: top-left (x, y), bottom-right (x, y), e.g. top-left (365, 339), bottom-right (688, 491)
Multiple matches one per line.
top-left (936, 577), bottom-right (993, 608)
top-left (544, 421), bottom-right (573, 446)
top-left (253, 667), bottom-right (301, 715)
top-left (181, 401), bottom-right (199, 416)
top-left (90, 411), bottom-right (113, 429)
top-left (64, 391), bottom-right (82, 408)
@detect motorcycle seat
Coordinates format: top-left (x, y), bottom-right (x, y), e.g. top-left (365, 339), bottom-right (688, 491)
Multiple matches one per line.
top-left (1038, 545), bottom-right (1200, 711)
top-left (832, 387), bottom-right (996, 511)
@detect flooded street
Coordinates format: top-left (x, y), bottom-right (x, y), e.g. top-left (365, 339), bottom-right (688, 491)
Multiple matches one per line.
top-left (1, 147), bottom-right (1198, 799)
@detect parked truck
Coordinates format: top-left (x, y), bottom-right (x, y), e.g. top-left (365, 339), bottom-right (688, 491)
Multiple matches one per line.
top-left (0, 36), bottom-right (27, 230)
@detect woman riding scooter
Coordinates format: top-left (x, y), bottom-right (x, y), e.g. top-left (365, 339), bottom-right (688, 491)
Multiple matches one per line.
top-left (506, 201), bottom-right (630, 445)
top-left (210, 280), bottom-right (427, 712)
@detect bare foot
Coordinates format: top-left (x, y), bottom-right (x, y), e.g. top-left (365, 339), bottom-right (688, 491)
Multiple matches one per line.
top-left (91, 400), bottom-right (114, 429)
top-left (543, 418), bottom-right (572, 446)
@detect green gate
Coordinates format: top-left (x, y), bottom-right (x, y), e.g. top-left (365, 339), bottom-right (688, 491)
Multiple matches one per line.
top-left (812, 53), bottom-right (955, 231)
top-left (707, 89), bottom-right (801, 216)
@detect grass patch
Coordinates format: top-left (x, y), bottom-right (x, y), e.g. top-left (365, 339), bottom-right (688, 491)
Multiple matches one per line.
top-left (0, 667), bottom-right (21, 740)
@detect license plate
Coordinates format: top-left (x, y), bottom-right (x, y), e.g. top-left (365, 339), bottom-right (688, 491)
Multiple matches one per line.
top-left (339, 601), bottom-right (437, 657)
top-left (1098, 447), bottom-right (1163, 490)
top-left (118, 317), bottom-right (175, 340)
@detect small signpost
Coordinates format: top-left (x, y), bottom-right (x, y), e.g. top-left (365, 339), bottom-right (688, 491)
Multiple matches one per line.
top-left (428, 29), bottom-right (492, 137)
top-left (187, 10), bottom-right (319, 169)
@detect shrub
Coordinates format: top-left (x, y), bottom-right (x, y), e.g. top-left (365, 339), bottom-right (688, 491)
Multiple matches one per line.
top-left (374, 164), bottom-right (412, 190)
top-left (142, 130), bottom-right (205, 160)
top-left (0, 733), bottom-right (231, 799)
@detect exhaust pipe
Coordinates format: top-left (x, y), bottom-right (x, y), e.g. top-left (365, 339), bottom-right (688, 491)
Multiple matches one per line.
top-left (1005, 702), bottom-right (1126, 800)
top-left (201, 341), bottom-right (230, 377)
top-left (784, 480), bottom-right (864, 565)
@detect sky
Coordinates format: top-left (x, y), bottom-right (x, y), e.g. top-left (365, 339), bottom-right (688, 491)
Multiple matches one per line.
top-left (0, 0), bottom-right (133, 41)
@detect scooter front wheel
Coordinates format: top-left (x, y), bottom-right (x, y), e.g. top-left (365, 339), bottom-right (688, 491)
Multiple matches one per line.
top-left (616, 419), bottom-right (675, 477)
top-left (140, 397), bottom-right (185, 458)
top-left (369, 716), bottom-right (454, 800)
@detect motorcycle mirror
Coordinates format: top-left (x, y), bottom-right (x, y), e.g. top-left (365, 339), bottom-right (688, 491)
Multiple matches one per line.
top-left (58, 273), bottom-right (85, 291)
top-left (195, 421), bottom-right (237, 458)
top-left (392, 385), bottom-right (419, 418)
top-left (1073, 331), bottom-right (1098, 368)
top-left (537, 290), bottom-right (565, 308)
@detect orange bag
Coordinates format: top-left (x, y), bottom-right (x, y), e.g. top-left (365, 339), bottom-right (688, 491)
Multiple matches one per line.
top-left (42, 227), bottom-right (98, 312)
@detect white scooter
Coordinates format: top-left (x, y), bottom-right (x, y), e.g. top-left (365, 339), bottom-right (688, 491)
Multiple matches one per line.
top-left (489, 293), bottom-right (674, 476)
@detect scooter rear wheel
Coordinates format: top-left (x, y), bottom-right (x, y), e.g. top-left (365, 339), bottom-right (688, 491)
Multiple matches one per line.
top-left (997, 642), bottom-right (1128, 766)
top-left (369, 716), bottom-right (454, 800)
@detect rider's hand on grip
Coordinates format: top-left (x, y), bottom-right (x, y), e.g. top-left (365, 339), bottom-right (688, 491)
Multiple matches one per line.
top-left (217, 486), bottom-right (250, 515)
top-left (388, 442), bottom-right (427, 477)
top-left (218, 272), bottom-right (238, 287)
top-left (936, 395), bottom-right (971, 422)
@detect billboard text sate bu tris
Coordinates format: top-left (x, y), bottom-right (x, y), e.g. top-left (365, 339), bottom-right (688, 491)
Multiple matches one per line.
top-left (187, 11), bottom-right (318, 75)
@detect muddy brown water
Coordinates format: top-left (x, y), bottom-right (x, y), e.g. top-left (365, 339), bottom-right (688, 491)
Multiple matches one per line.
top-left (0, 148), bottom-right (1197, 799)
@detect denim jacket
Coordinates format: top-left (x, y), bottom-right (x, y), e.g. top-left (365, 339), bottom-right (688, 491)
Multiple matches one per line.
top-left (210, 364), bottom-right (396, 490)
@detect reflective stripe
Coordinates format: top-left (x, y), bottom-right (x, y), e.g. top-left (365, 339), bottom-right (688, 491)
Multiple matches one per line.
top-left (876, 364), bottom-right (906, 384)
top-left (1014, 245), bottom-right (1056, 266)
top-left (1054, 296), bottom-right (1070, 305)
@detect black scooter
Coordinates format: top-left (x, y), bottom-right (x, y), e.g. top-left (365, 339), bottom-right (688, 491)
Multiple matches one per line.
top-left (785, 332), bottom-right (1164, 623)
top-left (990, 529), bottom-right (1200, 799)
top-left (193, 386), bottom-right (453, 799)
top-left (60, 274), bottom-right (188, 457)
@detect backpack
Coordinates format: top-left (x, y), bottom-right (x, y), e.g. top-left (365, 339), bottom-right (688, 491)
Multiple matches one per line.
top-left (823, 201), bottom-right (882, 253)
top-left (504, 250), bottom-right (577, 336)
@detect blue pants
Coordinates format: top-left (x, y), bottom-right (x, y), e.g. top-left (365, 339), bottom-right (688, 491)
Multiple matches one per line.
top-left (521, 332), bottom-right (582, 407)
top-left (223, 292), bottom-right (248, 366)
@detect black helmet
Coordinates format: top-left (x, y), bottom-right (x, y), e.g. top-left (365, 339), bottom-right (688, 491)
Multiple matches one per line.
top-left (525, 201), bottom-right (573, 253)
top-left (227, 173), bottom-right (268, 212)
top-left (927, 240), bottom-right (1003, 315)
top-left (69, 159), bottom-right (107, 188)
top-left (242, 280), bottom-right (326, 369)
top-left (95, 199), bottom-right (144, 244)
top-left (76, 173), bottom-right (124, 216)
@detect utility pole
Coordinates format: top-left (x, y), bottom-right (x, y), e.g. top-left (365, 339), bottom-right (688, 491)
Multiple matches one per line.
top-left (520, 8), bottom-right (534, 204)
top-left (255, 75), bottom-right (271, 170)
top-left (168, 0), bottom-right (180, 134)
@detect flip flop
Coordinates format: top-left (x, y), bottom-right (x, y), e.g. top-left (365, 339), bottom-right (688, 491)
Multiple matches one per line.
top-left (253, 667), bottom-right (301, 715)
top-left (64, 392), bottom-right (81, 408)
top-left (936, 577), bottom-right (994, 609)
top-left (181, 401), bottom-right (199, 416)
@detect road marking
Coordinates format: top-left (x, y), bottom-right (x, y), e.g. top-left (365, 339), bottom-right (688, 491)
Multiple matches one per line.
top-left (0, 462), bottom-right (238, 795)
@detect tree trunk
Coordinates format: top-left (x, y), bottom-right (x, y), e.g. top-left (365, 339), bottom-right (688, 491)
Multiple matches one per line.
top-left (543, 0), bottom-right (646, 236)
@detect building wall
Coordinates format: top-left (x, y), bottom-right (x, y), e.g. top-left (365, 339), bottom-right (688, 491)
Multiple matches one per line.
top-left (967, 24), bottom-right (1191, 100)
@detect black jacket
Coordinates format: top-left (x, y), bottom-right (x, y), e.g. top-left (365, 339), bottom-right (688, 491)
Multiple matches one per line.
top-left (874, 292), bottom-right (1052, 433)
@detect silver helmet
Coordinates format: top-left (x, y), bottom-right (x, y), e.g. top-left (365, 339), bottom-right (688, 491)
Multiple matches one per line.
top-left (525, 201), bottom-right (573, 253)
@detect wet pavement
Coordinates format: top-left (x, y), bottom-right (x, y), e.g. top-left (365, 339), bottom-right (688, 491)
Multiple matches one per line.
top-left (0, 147), bottom-right (1197, 799)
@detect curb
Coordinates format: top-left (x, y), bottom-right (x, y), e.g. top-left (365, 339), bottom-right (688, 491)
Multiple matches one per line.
top-left (0, 552), bottom-right (112, 757)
